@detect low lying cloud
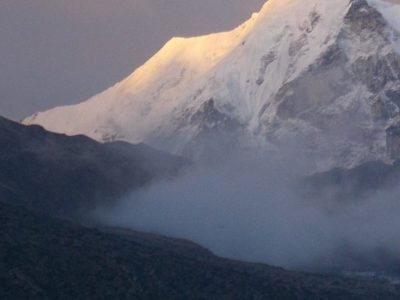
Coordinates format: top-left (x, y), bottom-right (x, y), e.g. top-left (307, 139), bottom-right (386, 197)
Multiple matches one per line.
top-left (96, 151), bottom-right (400, 273)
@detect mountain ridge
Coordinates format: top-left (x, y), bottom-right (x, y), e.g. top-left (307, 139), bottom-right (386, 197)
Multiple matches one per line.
top-left (3, 199), bottom-right (400, 299)
top-left (0, 115), bottom-right (187, 219)
top-left (24, 0), bottom-right (400, 170)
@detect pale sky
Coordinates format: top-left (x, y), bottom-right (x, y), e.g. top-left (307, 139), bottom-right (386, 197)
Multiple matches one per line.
top-left (0, 0), bottom-right (264, 120)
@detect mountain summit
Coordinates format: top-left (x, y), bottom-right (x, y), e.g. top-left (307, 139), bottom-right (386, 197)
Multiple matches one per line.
top-left (24, 0), bottom-right (400, 170)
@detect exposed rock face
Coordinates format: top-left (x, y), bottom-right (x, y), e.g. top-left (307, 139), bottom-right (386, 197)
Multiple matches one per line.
top-left (183, 98), bottom-right (244, 159)
top-left (306, 159), bottom-right (400, 203)
top-left (271, 0), bottom-right (400, 169)
top-left (23, 0), bottom-right (400, 170)
top-left (387, 124), bottom-right (400, 159)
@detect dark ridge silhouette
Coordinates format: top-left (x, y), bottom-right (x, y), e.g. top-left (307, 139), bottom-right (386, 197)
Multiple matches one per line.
top-left (2, 201), bottom-right (400, 300)
top-left (0, 116), bottom-right (188, 219)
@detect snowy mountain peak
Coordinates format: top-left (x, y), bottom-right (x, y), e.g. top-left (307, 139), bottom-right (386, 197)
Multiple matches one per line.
top-left (24, 0), bottom-right (400, 170)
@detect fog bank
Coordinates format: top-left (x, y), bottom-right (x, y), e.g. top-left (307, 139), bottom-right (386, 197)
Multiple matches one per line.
top-left (97, 152), bottom-right (400, 272)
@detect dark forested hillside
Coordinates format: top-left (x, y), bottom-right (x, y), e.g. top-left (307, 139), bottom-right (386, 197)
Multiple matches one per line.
top-left (1, 116), bottom-right (400, 299)
top-left (2, 201), bottom-right (400, 300)
top-left (0, 116), bottom-right (187, 219)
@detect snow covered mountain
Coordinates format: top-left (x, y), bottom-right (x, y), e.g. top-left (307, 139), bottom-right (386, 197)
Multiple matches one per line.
top-left (24, 0), bottom-right (400, 170)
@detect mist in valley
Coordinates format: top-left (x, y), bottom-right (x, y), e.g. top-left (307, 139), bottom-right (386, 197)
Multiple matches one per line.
top-left (96, 149), bottom-right (400, 274)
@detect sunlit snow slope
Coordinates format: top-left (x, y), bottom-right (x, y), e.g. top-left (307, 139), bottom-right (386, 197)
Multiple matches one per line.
top-left (24, 0), bottom-right (400, 170)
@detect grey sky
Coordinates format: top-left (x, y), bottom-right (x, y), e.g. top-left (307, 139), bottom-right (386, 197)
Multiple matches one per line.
top-left (0, 0), bottom-right (264, 120)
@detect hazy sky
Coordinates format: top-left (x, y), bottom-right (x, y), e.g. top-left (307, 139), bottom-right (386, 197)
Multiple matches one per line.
top-left (0, 0), bottom-right (264, 120)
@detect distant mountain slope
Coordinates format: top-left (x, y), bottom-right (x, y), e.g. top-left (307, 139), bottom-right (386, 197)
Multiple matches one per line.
top-left (306, 160), bottom-right (400, 202)
top-left (1, 200), bottom-right (399, 300)
top-left (24, 0), bottom-right (400, 170)
top-left (0, 116), bottom-right (187, 219)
